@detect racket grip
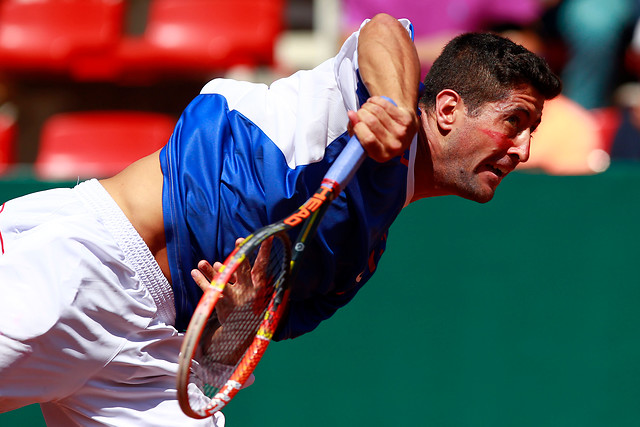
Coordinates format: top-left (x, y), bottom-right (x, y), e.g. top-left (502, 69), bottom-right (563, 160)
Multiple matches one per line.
top-left (323, 135), bottom-right (366, 188)
top-left (324, 96), bottom-right (397, 189)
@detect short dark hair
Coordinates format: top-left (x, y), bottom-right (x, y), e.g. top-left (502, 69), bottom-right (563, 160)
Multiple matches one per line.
top-left (419, 32), bottom-right (562, 114)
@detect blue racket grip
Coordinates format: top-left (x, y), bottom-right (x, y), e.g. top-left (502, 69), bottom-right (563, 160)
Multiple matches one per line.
top-left (324, 96), bottom-right (397, 190)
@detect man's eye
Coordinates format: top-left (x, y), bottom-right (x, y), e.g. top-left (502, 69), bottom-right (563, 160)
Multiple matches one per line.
top-left (507, 116), bottom-right (519, 126)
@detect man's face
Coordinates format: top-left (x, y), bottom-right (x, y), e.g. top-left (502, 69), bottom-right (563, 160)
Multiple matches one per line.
top-left (432, 85), bottom-right (545, 203)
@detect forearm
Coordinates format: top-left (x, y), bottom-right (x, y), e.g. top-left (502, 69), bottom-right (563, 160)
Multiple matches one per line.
top-left (348, 14), bottom-right (421, 162)
top-left (357, 13), bottom-right (421, 111)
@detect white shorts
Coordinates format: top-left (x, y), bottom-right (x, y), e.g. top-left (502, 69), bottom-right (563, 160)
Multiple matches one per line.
top-left (0, 179), bottom-right (224, 427)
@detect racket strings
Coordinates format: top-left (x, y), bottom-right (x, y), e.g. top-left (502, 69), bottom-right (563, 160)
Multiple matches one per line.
top-left (193, 235), bottom-right (290, 398)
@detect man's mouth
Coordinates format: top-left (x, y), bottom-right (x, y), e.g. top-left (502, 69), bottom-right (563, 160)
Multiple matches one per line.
top-left (485, 164), bottom-right (507, 178)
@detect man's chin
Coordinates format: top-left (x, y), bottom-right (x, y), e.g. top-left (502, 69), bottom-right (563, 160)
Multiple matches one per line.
top-left (458, 187), bottom-right (495, 204)
top-left (474, 194), bottom-right (494, 204)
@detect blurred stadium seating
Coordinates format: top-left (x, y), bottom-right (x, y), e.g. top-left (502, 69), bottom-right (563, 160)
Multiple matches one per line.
top-left (0, 0), bottom-right (125, 78)
top-left (0, 0), bottom-right (303, 178)
top-left (109, 0), bottom-right (285, 83)
top-left (34, 111), bottom-right (175, 180)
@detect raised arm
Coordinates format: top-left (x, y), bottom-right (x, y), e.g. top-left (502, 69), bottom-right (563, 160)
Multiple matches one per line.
top-left (348, 13), bottom-right (421, 162)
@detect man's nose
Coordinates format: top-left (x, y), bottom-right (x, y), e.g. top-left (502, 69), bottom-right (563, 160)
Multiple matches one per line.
top-left (509, 130), bottom-right (531, 163)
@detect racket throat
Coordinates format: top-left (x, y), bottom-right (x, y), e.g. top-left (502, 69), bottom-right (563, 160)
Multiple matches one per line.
top-left (283, 180), bottom-right (340, 228)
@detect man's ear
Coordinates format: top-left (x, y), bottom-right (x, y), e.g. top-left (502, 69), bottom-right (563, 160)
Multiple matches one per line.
top-left (435, 89), bottom-right (462, 132)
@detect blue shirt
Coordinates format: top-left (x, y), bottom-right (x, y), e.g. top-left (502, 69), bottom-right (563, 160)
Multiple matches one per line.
top-left (160, 19), bottom-right (417, 338)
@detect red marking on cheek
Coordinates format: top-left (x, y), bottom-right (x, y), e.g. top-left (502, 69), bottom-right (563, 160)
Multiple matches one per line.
top-left (480, 128), bottom-right (512, 150)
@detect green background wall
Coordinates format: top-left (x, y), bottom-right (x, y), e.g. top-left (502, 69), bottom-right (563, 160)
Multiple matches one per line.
top-left (1, 165), bottom-right (639, 426)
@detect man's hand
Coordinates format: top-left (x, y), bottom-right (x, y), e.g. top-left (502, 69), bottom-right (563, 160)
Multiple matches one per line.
top-left (191, 237), bottom-right (276, 367)
top-left (347, 96), bottom-right (418, 162)
top-left (191, 237), bottom-right (273, 325)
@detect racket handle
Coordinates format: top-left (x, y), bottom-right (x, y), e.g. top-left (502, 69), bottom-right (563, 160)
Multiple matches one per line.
top-left (324, 96), bottom-right (397, 189)
top-left (323, 135), bottom-right (366, 189)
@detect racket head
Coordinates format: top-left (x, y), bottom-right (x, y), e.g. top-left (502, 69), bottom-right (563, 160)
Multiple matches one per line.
top-left (177, 229), bottom-right (291, 419)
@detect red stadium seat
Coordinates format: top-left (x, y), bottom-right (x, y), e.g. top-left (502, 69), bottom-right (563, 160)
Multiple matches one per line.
top-left (113, 0), bottom-right (284, 82)
top-left (0, 0), bottom-right (125, 78)
top-left (35, 111), bottom-right (176, 180)
top-left (0, 110), bottom-right (17, 175)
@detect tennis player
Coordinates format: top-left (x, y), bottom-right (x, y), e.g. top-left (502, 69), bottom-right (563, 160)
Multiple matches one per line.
top-left (0, 13), bottom-right (560, 426)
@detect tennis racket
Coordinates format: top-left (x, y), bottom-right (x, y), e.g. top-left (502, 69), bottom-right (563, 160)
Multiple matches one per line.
top-left (177, 97), bottom-right (396, 419)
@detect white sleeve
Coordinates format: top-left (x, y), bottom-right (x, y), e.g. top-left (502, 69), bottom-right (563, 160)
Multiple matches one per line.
top-left (333, 18), bottom-right (415, 113)
top-left (198, 18), bottom-right (414, 170)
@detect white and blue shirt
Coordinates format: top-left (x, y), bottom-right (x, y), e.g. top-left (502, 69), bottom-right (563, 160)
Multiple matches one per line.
top-left (160, 19), bottom-right (417, 338)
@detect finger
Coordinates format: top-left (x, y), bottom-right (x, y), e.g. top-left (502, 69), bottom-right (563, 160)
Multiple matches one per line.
top-left (355, 103), bottom-right (399, 157)
top-left (367, 95), bottom-right (399, 112)
top-left (352, 118), bottom-right (397, 161)
top-left (347, 110), bottom-right (359, 136)
top-left (197, 260), bottom-right (216, 282)
top-left (235, 256), bottom-right (252, 289)
top-left (368, 96), bottom-right (418, 144)
top-left (191, 268), bottom-right (212, 292)
top-left (251, 237), bottom-right (273, 289)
